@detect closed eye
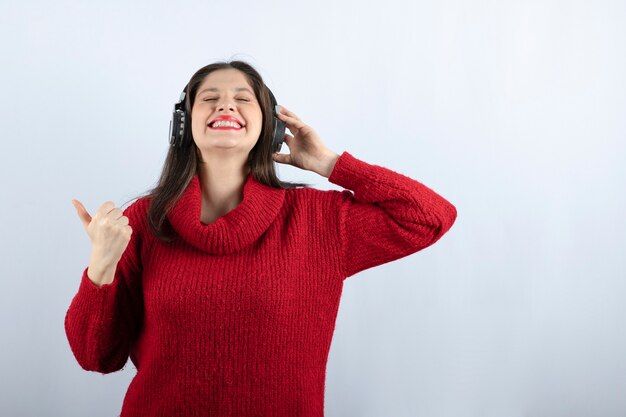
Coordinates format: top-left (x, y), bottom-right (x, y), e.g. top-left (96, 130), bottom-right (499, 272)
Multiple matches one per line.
top-left (204, 98), bottom-right (250, 102)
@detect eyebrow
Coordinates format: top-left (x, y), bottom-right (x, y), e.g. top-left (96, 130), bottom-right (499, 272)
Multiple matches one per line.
top-left (197, 87), bottom-right (254, 95)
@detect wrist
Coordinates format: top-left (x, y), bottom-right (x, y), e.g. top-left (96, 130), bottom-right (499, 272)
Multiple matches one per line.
top-left (89, 249), bottom-right (117, 271)
top-left (87, 262), bottom-right (117, 286)
top-left (317, 151), bottom-right (341, 178)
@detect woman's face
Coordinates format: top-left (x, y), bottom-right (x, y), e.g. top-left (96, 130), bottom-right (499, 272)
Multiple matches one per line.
top-left (191, 69), bottom-right (263, 156)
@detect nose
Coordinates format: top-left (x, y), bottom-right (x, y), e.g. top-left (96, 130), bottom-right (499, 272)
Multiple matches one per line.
top-left (217, 102), bottom-right (235, 111)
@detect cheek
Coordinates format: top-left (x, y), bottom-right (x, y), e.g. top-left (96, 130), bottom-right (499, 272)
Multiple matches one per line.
top-left (190, 114), bottom-right (205, 130)
top-left (253, 111), bottom-right (264, 129)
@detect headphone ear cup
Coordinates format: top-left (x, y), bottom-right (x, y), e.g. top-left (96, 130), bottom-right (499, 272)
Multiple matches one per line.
top-left (181, 109), bottom-right (191, 148)
top-left (169, 90), bottom-right (188, 148)
top-left (272, 117), bottom-right (286, 154)
top-left (169, 108), bottom-right (186, 147)
top-left (266, 86), bottom-right (284, 154)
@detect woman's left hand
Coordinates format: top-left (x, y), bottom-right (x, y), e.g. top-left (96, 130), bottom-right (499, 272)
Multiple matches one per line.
top-left (272, 105), bottom-right (340, 177)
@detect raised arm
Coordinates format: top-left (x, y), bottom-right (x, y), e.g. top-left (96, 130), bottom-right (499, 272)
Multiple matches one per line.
top-left (64, 199), bottom-right (145, 373)
top-left (327, 151), bottom-right (457, 279)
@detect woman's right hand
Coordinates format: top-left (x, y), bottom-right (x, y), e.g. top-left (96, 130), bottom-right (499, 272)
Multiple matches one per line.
top-left (72, 199), bottom-right (133, 285)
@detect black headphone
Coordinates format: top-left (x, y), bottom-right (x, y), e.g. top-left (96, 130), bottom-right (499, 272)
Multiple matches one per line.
top-left (168, 84), bottom-right (285, 153)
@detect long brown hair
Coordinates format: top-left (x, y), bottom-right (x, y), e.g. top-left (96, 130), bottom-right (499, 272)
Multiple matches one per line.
top-left (123, 60), bottom-right (310, 243)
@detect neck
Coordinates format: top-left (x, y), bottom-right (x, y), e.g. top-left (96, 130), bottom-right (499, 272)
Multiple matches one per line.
top-left (197, 155), bottom-right (251, 221)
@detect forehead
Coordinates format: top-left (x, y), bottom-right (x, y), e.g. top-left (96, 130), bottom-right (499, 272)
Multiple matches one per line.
top-left (197, 69), bottom-right (254, 95)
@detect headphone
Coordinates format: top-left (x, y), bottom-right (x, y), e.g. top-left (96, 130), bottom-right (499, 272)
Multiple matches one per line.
top-left (168, 83), bottom-right (285, 154)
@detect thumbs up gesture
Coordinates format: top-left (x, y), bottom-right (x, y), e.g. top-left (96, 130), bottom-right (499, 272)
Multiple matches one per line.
top-left (71, 199), bottom-right (133, 286)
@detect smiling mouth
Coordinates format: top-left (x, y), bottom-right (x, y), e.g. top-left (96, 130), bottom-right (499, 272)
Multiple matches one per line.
top-left (209, 125), bottom-right (243, 130)
top-left (207, 119), bottom-right (244, 130)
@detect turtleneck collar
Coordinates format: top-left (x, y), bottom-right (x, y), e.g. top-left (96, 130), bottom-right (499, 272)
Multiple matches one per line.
top-left (167, 171), bottom-right (286, 255)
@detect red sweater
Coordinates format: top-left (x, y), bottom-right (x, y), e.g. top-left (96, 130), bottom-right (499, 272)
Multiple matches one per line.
top-left (64, 151), bottom-right (457, 416)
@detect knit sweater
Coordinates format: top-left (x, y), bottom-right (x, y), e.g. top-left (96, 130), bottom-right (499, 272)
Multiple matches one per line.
top-left (64, 150), bottom-right (457, 417)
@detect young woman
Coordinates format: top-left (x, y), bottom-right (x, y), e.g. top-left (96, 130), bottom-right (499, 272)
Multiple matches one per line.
top-left (65, 60), bottom-right (457, 416)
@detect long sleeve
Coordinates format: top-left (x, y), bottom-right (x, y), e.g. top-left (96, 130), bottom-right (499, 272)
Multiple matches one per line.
top-left (328, 151), bottom-right (457, 279)
top-left (64, 200), bottom-right (145, 374)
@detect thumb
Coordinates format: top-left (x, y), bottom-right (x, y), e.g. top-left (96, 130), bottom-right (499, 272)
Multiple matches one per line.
top-left (71, 199), bottom-right (92, 230)
top-left (273, 152), bottom-right (290, 165)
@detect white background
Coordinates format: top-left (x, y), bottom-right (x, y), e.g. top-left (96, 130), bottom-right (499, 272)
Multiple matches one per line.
top-left (1, 0), bottom-right (625, 415)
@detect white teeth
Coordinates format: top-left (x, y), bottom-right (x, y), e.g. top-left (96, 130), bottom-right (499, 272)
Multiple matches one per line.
top-left (211, 120), bottom-right (242, 128)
